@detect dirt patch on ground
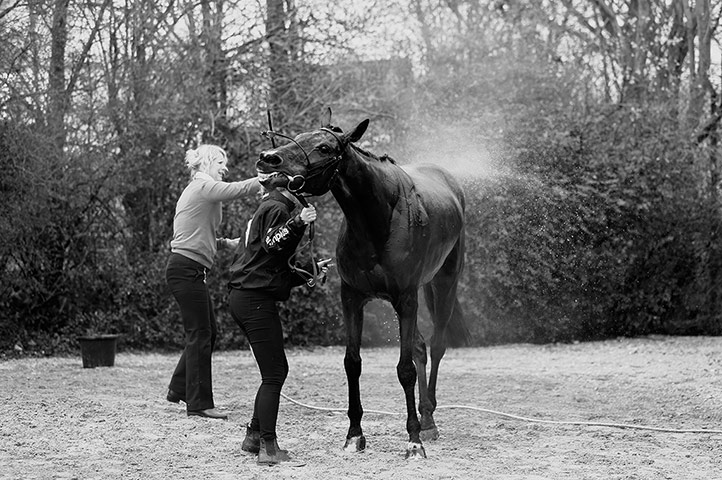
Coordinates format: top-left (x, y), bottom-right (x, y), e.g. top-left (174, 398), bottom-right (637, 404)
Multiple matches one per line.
top-left (1, 336), bottom-right (722, 479)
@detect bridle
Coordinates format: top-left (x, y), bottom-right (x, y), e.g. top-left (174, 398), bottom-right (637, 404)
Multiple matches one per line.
top-left (261, 127), bottom-right (346, 195)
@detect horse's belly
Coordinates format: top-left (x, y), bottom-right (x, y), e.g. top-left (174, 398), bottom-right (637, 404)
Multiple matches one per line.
top-left (339, 235), bottom-right (457, 293)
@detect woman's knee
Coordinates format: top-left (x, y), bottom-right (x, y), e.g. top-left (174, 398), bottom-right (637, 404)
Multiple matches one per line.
top-left (186, 326), bottom-right (213, 344)
top-left (261, 359), bottom-right (288, 386)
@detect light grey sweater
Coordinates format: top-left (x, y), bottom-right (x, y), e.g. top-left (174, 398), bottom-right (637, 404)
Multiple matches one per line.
top-left (170, 173), bottom-right (259, 269)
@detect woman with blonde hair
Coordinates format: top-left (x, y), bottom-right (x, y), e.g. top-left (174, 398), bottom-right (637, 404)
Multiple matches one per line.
top-left (165, 144), bottom-right (260, 419)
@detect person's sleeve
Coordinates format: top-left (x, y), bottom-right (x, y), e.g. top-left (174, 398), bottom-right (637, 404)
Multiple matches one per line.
top-left (260, 205), bottom-right (307, 254)
top-left (198, 177), bottom-right (261, 201)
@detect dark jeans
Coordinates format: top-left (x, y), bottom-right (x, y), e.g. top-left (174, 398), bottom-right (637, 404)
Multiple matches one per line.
top-left (166, 253), bottom-right (217, 412)
top-left (229, 289), bottom-right (288, 441)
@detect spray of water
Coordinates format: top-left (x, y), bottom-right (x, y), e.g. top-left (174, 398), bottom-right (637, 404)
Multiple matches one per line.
top-left (404, 125), bottom-right (499, 177)
top-left (390, 118), bottom-right (548, 199)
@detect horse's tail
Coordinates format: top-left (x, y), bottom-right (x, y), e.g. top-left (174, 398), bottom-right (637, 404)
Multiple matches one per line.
top-left (445, 298), bottom-right (472, 348)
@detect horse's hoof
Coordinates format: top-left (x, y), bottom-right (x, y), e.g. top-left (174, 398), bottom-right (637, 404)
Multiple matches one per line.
top-left (420, 426), bottom-right (439, 441)
top-left (343, 435), bottom-right (366, 452)
top-left (404, 442), bottom-right (427, 459)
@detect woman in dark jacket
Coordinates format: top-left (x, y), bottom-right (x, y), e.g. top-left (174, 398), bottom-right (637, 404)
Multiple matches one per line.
top-left (228, 171), bottom-right (331, 466)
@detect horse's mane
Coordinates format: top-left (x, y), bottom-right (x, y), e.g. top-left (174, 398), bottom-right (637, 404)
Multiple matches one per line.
top-left (349, 143), bottom-right (396, 164)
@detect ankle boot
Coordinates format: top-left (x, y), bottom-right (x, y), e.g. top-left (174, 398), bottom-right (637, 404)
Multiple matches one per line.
top-left (241, 424), bottom-right (260, 454)
top-left (257, 438), bottom-right (291, 465)
top-left (272, 439), bottom-right (291, 462)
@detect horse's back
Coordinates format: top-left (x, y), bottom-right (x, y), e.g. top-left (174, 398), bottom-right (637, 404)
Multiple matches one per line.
top-left (402, 163), bottom-right (465, 217)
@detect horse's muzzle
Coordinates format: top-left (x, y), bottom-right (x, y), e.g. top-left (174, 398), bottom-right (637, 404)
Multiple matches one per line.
top-left (256, 151), bottom-right (285, 173)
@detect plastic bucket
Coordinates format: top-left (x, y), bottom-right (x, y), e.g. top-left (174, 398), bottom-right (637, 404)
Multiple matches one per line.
top-left (78, 334), bottom-right (119, 368)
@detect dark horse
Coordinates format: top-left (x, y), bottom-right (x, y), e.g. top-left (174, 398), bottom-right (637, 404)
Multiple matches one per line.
top-left (257, 115), bottom-right (469, 458)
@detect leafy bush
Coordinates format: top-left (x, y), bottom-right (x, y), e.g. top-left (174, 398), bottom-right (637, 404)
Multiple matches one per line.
top-left (457, 103), bottom-right (719, 344)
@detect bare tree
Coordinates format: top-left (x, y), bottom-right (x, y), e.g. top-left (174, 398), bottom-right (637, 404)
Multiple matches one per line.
top-left (47, 0), bottom-right (69, 153)
top-left (201, 0), bottom-right (228, 138)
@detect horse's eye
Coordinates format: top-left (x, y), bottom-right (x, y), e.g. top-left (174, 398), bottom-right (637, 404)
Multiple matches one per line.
top-left (317, 145), bottom-right (333, 154)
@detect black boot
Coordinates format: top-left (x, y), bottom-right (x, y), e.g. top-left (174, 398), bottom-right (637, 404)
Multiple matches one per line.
top-left (241, 424), bottom-right (260, 454)
top-left (257, 438), bottom-right (292, 465)
top-left (166, 389), bottom-right (185, 404)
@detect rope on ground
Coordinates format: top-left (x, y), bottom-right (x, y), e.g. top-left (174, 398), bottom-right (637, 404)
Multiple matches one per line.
top-left (280, 393), bottom-right (722, 435)
top-left (281, 392), bottom-right (397, 415)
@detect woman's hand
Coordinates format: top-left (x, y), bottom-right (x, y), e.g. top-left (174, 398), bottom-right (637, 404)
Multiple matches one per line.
top-left (300, 205), bottom-right (317, 224)
top-left (218, 237), bottom-right (240, 249)
top-left (258, 172), bottom-right (289, 189)
top-left (316, 258), bottom-right (333, 270)
top-left (316, 258), bottom-right (334, 284)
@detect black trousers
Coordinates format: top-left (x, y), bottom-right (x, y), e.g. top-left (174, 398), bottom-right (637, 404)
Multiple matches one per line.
top-left (229, 288), bottom-right (288, 441)
top-left (166, 253), bottom-right (217, 412)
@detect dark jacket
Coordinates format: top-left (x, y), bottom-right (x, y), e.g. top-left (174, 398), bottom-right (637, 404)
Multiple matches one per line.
top-left (228, 190), bottom-right (308, 300)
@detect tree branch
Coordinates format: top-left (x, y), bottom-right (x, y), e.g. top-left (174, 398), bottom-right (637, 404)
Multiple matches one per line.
top-left (65, 0), bottom-right (112, 97)
top-left (560, 0), bottom-right (599, 37)
top-left (0, 0), bottom-right (22, 21)
top-left (694, 111), bottom-right (722, 144)
top-left (589, 0), bottom-right (618, 38)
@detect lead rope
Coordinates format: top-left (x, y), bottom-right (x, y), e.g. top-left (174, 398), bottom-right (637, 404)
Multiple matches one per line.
top-left (287, 192), bottom-right (319, 287)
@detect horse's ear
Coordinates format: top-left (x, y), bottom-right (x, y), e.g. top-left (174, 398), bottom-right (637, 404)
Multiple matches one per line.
top-left (346, 119), bottom-right (369, 143)
top-left (321, 107), bottom-right (333, 127)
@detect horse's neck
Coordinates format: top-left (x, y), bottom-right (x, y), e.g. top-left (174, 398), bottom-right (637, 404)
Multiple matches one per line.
top-left (331, 148), bottom-right (400, 237)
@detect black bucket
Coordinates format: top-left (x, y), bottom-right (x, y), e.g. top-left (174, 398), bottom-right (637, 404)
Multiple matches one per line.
top-left (78, 334), bottom-right (119, 368)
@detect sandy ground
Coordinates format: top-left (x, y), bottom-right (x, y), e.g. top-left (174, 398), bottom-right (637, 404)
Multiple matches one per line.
top-left (1, 336), bottom-right (722, 479)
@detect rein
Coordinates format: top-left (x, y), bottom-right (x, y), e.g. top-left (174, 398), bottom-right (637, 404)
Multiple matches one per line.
top-left (287, 192), bottom-right (320, 287)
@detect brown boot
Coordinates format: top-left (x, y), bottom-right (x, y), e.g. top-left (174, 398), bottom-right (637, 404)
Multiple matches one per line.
top-left (257, 438), bottom-right (295, 466)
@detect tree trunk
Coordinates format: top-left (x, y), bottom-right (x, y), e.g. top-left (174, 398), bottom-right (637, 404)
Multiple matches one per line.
top-left (202, 0), bottom-right (228, 139)
top-left (410, 0), bottom-right (436, 67)
top-left (691, 0), bottom-right (722, 330)
top-left (28, 0), bottom-right (43, 125)
top-left (48, 0), bottom-right (70, 155)
top-left (266, 0), bottom-right (291, 126)
top-left (660, 0), bottom-right (688, 101)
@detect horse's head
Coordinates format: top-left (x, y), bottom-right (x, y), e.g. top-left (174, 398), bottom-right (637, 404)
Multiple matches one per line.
top-left (257, 119), bottom-right (369, 195)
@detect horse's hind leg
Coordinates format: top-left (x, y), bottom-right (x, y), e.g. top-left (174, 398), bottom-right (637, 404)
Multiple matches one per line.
top-left (421, 235), bottom-right (468, 436)
top-left (413, 300), bottom-right (438, 441)
top-left (341, 283), bottom-right (367, 452)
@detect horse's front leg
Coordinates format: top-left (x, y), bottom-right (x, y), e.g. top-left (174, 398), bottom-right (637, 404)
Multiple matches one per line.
top-left (341, 283), bottom-right (366, 452)
top-left (394, 291), bottom-right (426, 459)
